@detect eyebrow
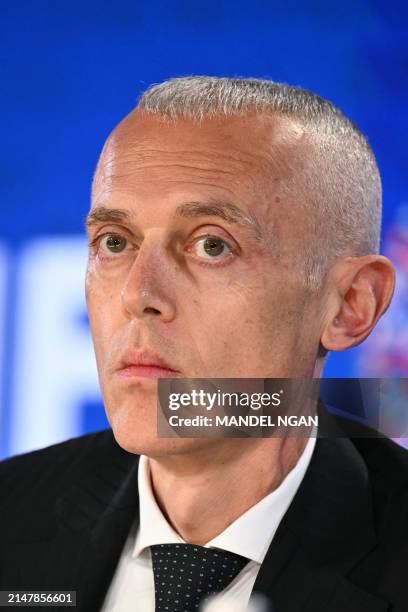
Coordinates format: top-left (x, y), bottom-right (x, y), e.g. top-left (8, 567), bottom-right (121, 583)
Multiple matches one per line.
top-left (85, 201), bottom-right (265, 241)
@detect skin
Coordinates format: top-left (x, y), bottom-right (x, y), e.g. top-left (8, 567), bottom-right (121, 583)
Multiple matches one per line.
top-left (85, 109), bottom-right (395, 545)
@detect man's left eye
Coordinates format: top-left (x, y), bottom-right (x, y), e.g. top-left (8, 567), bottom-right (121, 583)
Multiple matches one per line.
top-left (193, 235), bottom-right (232, 260)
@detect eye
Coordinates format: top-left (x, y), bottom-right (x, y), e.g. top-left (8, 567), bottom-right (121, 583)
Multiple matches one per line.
top-left (192, 235), bottom-right (232, 261)
top-left (100, 234), bottom-right (128, 254)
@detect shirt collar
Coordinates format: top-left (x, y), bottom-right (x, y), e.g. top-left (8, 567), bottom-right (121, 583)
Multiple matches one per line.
top-left (133, 436), bottom-right (316, 564)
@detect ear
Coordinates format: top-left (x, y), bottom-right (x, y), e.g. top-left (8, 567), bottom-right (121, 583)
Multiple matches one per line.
top-left (321, 255), bottom-right (395, 352)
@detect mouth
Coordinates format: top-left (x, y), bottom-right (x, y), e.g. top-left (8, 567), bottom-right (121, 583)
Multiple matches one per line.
top-left (116, 350), bottom-right (180, 380)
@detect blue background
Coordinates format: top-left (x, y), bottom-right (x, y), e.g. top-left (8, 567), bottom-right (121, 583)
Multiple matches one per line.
top-left (1, 0), bottom-right (407, 459)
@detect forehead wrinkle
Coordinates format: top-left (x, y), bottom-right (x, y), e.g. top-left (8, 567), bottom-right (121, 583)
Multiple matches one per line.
top-left (93, 151), bottom-right (251, 196)
top-left (103, 111), bottom-right (308, 180)
top-left (98, 153), bottom-right (262, 183)
top-left (94, 175), bottom-right (240, 201)
top-left (93, 159), bottom-right (264, 207)
top-left (94, 135), bottom-right (304, 215)
top-left (98, 164), bottom-right (240, 180)
top-left (99, 138), bottom-right (275, 175)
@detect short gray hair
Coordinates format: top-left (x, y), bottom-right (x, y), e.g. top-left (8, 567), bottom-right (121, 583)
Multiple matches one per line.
top-left (137, 76), bottom-right (382, 289)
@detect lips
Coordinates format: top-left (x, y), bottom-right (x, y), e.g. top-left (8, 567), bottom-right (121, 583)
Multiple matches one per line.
top-left (116, 349), bottom-right (180, 380)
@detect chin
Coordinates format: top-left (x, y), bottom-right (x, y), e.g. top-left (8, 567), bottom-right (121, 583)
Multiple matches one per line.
top-left (106, 402), bottom-right (199, 457)
top-left (112, 427), bottom-right (207, 458)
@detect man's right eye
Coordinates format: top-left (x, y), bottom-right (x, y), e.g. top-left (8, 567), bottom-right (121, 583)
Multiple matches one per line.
top-left (100, 234), bottom-right (128, 254)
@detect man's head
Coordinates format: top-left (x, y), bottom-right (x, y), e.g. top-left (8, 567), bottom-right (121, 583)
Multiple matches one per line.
top-left (85, 76), bottom-right (394, 455)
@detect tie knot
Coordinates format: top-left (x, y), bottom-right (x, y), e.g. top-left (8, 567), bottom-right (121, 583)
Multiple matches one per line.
top-left (150, 543), bottom-right (249, 611)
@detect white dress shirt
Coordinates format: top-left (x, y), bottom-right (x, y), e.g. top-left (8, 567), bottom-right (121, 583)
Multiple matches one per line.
top-left (101, 436), bottom-right (316, 612)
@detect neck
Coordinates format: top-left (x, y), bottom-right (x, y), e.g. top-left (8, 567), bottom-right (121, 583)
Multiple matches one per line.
top-left (148, 436), bottom-right (308, 546)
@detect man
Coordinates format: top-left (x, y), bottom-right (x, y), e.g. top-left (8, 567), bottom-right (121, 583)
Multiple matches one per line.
top-left (0, 77), bottom-right (407, 612)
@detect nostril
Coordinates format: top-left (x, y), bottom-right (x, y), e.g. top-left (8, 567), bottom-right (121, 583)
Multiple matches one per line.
top-left (143, 306), bottom-right (161, 315)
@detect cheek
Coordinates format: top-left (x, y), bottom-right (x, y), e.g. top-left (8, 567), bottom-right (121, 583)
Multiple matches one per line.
top-left (86, 262), bottom-right (122, 313)
top-left (85, 269), bottom-right (121, 358)
top-left (201, 281), bottom-right (306, 353)
top-left (183, 287), bottom-right (272, 369)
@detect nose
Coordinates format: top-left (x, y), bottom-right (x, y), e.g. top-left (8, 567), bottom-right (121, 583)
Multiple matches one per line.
top-left (120, 242), bottom-right (177, 322)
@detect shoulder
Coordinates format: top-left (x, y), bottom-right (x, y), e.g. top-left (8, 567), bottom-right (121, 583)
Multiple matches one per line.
top-left (354, 435), bottom-right (408, 514)
top-left (334, 413), bottom-right (408, 488)
top-left (0, 429), bottom-right (133, 518)
top-left (334, 414), bottom-right (408, 539)
top-left (0, 428), bottom-right (115, 479)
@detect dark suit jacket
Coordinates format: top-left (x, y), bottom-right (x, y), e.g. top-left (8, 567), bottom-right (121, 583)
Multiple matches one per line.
top-left (1, 404), bottom-right (407, 612)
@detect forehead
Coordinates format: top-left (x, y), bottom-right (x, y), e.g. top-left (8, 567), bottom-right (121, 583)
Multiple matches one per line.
top-left (91, 112), bottom-right (311, 258)
top-left (93, 110), bottom-right (306, 197)
top-left (104, 108), bottom-right (302, 155)
top-left (90, 111), bottom-right (314, 265)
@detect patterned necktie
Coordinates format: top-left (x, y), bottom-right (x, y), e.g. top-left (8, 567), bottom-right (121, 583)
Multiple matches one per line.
top-left (151, 543), bottom-right (249, 611)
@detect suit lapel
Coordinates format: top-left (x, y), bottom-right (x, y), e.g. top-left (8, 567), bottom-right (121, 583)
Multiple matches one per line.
top-left (49, 434), bottom-right (140, 612)
top-left (252, 403), bottom-right (389, 611)
top-left (1, 432), bottom-right (140, 612)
